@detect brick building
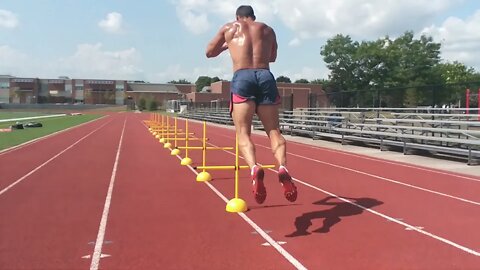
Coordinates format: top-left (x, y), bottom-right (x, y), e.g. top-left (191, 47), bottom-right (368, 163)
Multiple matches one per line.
top-left (0, 75), bottom-right (328, 109)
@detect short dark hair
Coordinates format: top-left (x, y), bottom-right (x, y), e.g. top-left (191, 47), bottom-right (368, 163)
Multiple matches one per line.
top-left (236, 5), bottom-right (255, 20)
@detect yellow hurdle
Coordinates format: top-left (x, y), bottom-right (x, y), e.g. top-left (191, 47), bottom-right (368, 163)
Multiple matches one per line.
top-left (175, 121), bottom-right (233, 171)
top-left (192, 130), bottom-right (275, 213)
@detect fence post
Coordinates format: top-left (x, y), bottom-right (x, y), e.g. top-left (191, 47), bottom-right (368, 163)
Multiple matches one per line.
top-left (466, 88), bottom-right (470, 114)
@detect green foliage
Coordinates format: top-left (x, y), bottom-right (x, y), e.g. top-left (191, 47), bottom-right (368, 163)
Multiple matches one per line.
top-left (168, 79), bottom-right (192, 84)
top-left (276, 76), bottom-right (291, 83)
top-left (193, 76), bottom-right (223, 92)
top-left (138, 97), bottom-right (146, 111)
top-left (148, 100), bottom-right (158, 111)
top-left (294, 79), bottom-right (309, 83)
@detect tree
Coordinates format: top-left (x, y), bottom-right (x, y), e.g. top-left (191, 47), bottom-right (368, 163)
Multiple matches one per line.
top-left (195, 76), bottom-right (213, 92)
top-left (294, 79), bottom-right (309, 83)
top-left (211, 76), bottom-right (221, 83)
top-left (276, 76), bottom-right (291, 83)
top-left (320, 31), bottom-right (442, 107)
top-left (138, 97), bottom-right (146, 111)
top-left (168, 79), bottom-right (192, 84)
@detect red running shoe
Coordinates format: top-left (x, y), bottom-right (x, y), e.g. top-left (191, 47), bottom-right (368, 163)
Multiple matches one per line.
top-left (251, 165), bottom-right (266, 204)
top-left (278, 167), bottom-right (297, 202)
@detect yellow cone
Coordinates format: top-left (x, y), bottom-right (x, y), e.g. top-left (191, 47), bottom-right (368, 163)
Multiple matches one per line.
top-left (196, 171), bottom-right (212, 182)
top-left (164, 142), bottom-right (172, 148)
top-left (226, 198), bottom-right (248, 213)
top-left (181, 157), bottom-right (192, 166)
top-left (159, 138), bottom-right (166, 143)
top-left (170, 148), bottom-right (180, 156)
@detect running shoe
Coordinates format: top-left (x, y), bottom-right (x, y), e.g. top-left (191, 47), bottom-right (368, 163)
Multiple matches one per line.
top-left (278, 167), bottom-right (297, 202)
top-left (251, 165), bottom-right (266, 204)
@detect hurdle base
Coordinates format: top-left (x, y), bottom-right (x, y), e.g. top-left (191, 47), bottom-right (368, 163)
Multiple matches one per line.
top-left (181, 157), bottom-right (193, 166)
top-left (159, 138), bottom-right (166, 143)
top-left (196, 171), bottom-right (212, 182)
top-left (170, 148), bottom-right (181, 156)
top-left (226, 198), bottom-right (248, 213)
top-left (163, 142), bottom-right (172, 149)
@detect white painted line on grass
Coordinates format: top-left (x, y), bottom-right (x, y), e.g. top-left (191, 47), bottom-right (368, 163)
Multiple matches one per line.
top-left (90, 118), bottom-right (127, 270)
top-left (0, 120), bottom-right (111, 196)
top-left (0, 114), bottom-right (67, 123)
top-left (0, 115), bottom-right (107, 156)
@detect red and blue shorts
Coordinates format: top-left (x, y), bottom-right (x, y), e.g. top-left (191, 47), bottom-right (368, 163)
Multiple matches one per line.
top-left (230, 68), bottom-right (281, 114)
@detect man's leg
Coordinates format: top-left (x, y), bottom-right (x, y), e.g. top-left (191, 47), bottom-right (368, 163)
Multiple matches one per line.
top-left (231, 100), bottom-right (256, 168)
top-left (257, 104), bottom-right (297, 202)
top-left (232, 100), bottom-right (267, 204)
top-left (256, 104), bottom-right (286, 166)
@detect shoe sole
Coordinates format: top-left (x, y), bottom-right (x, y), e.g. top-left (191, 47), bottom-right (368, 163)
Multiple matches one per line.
top-left (253, 168), bottom-right (266, 204)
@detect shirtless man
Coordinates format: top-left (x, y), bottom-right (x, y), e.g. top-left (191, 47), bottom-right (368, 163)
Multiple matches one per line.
top-left (206, 5), bottom-right (297, 204)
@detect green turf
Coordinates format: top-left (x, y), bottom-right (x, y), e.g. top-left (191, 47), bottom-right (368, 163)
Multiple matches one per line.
top-left (0, 111), bottom-right (51, 120)
top-left (0, 114), bottom-right (102, 150)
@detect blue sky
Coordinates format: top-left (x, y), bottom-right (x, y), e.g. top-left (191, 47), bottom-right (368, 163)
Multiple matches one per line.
top-left (1, 0), bottom-right (480, 83)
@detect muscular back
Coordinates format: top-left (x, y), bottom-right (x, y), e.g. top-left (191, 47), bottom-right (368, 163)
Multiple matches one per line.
top-left (223, 20), bottom-right (277, 72)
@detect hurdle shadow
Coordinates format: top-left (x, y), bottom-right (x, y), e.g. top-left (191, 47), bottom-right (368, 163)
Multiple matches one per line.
top-left (285, 196), bottom-right (383, 237)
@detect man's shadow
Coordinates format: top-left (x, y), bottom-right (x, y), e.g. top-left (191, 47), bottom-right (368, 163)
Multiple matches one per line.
top-left (286, 196), bottom-right (383, 237)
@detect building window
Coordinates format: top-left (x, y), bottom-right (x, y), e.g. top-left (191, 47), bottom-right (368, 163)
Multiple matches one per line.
top-left (0, 82), bottom-right (9, 88)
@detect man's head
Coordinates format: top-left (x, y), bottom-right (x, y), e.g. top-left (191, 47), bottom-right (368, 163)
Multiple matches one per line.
top-left (236, 5), bottom-right (256, 21)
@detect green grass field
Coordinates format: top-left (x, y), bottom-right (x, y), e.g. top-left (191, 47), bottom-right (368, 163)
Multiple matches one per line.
top-left (0, 114), bottom-right (102, 150)
top-left (0, 112), bottom-right (51, 120)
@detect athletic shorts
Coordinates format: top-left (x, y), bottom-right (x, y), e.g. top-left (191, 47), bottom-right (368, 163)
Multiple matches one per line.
top-left (230, 69), bottom-right (281, 114)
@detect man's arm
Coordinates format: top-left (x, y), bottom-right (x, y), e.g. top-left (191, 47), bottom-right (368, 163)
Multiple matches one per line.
top-left (269, 28), bottom-right (278, 62)
top-left (206, 25), bottom-right (229, 58)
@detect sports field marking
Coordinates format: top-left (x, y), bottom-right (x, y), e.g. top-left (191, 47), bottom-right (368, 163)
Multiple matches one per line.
top-left (176, 155), bottom-right (308, 270)
top-left (209, 129), bottom-right (480, 206)
top-left (0, 115), bottom-right (107, 156)
top-left (0, 120), bottom-right (111, 196)
top-left (290, 177), bottom-right (480, 257)
top-left (90, 118), bottom-right (126, 270)
top-left (203, 139), bottom-right (480, 257)
top-left (286, 140), bottom-right (480, 182)
top-left (139, 121), bottom-right (308, 270)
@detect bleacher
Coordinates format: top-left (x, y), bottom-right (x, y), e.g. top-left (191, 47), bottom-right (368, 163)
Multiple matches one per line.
top-left (179, 107), bottom-right (480, 165)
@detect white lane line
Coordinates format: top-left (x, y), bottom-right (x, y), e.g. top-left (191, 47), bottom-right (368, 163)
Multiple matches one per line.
top-left (285, 151), bottom-right (480, 206)
top-left (90, 118), bottom-right (127, 270)
top-left (175, 155), bottom-right (308, 270)
top-left (0, 115), bottom-right (107, 156)
top-left (141, 121), bottom-right (308, 270)
top-left (201, 134), bottom-right (480, 257)
top-left (206, 127), bottom-right (480, 206)
top-left (286, 140), bottom-right (480, 182)
top-left (292, 178), bottom-right (480, 257)
top-left (0, 120), bottom-right (111, 196)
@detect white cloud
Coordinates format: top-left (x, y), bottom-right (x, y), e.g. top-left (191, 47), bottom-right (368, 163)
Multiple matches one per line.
top-left (421, 10), bottom-right (480, 70)
top-left (152, 53), bottom-right (232, 83)
top-left (172, 0), bottom-right (275, 34)
top-left (0, 9), bottom-right (19, 29)
top-left (288, 38), bottom-right (301, 47)
top-left (98, 12), bottom-right (124, 33)
top-left (0, 45), bottom-right (29, 75)
top-left (57, 43), bottom-right (143, 80)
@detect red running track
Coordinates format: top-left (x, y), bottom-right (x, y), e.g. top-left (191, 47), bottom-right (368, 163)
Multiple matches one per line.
top-left (0, 112), bottom-right (479, 270)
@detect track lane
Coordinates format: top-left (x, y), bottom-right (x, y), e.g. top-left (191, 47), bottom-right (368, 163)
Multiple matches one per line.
top-left (0, 115), bottom-right (111, 192)
top-left (180, 119), bottom-right (480, 269)
top-left (0, 114), bottom-right (125, 270)
top-left (99, 113), bottom-right (300, 270)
